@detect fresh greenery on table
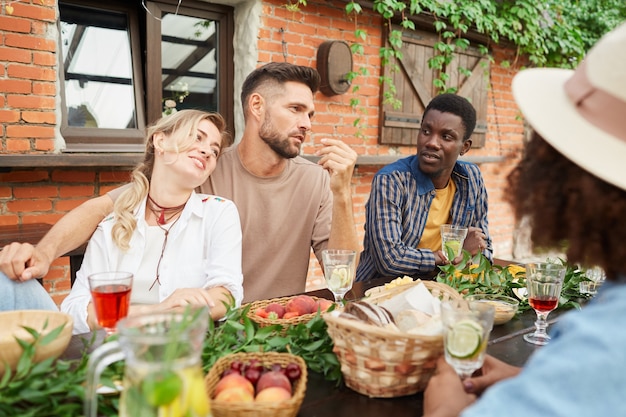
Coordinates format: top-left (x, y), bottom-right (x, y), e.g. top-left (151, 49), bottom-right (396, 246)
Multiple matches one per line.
top-left (0, 303), bottom-right (342, 416)
top-left (0, 325), bottom-right (119, 417)
top-left (437, 251), bottom-right (593, 313)
top-left (202, 303), bottom-right (342, 385)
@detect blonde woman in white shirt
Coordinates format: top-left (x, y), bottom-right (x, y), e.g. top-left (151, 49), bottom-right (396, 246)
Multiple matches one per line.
top-left (61, 110), bottom-right (243, 334)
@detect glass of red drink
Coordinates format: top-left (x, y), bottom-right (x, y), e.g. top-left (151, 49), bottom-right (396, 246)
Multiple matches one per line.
top-left (88, 271), bottom-right (133, 335)
top-left (523, 263), bottom-right (566, 345)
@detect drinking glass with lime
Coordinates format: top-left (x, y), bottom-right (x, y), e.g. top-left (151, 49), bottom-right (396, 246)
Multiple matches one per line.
top-left (441, 300), bottom-right (495, 379)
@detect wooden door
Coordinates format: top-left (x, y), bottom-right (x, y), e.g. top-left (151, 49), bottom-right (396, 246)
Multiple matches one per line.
top-left (379, 27), bottom-right (489, 147)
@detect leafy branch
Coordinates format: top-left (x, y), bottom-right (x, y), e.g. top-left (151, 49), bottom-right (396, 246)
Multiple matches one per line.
top-left (437, 251), bottom-right (593, 314)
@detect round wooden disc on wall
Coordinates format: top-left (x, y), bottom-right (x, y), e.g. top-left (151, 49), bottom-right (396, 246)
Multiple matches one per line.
top-left (317, 40), bottom-right (353, 96)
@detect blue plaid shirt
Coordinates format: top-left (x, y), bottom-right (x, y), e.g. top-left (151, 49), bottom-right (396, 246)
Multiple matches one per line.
top-left (356, 155), bottom-right (492, 282)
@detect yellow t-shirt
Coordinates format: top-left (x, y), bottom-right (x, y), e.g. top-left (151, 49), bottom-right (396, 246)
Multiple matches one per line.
top-left (417, 179), bottom-right (456, 251)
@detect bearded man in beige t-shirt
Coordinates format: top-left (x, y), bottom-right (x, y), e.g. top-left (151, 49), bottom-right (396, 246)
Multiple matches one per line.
top-left (0, 62), bottom-right (360, 303)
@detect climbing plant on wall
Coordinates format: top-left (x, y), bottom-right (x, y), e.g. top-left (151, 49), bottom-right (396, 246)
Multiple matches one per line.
top-left (293, 0), bottom-right (626, 114)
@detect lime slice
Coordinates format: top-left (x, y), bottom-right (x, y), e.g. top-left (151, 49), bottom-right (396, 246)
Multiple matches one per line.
top-left (444, 240), bottom-right (461, 255)
top-left (446, 320), bottom-right (483, 359)
top-left (142, 370), bottom-right (183, 407)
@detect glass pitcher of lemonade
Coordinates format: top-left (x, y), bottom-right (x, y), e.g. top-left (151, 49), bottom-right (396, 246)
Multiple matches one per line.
top-left (85, 307), bottom-right (211, 417)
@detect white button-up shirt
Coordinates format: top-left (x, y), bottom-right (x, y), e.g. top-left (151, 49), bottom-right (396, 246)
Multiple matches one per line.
top-left (61, 191), bottom-right (243, 334)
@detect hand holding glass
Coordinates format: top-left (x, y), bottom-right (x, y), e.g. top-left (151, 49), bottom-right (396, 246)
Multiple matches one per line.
top-left (523, 263), bottom-right (565, 345)
top-left (322, 249), bottom-right (357, 303)
top-left (440, 225), bottom-right (468, 261)
top-left (441, 299), bottom-right (495, 379)
top-left (88, 271), bottom-right (133, 335)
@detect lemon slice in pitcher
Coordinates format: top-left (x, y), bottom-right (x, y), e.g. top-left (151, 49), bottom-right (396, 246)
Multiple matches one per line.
top-left (446, 319), bottom-right (483, 359)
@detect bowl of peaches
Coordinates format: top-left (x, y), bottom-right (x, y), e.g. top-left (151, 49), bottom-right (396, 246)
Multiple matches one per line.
top-left (205, 352), bottom-right (307, 417)
top-left (246, 294), bottom-right (334, 332)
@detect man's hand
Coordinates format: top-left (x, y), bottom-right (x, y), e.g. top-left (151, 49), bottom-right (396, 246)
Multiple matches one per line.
top-left (315, 138), bottom-right (357, 196)
top-left (423, 357), bottom-right (476, 417)
top-left (0, 242), bottom-right (52, 281)
top-left (463, 226), bottom-right (487, 255)
top-left (462, 354), bottom-right (521, 395)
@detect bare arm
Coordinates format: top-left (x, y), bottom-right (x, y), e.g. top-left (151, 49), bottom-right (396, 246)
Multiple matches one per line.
top-left (316, 138), bottom-right (360, 259)
top-left (128, 286), bottom-right (233, 321)
top-left (0, 194), bottom-right (113, 281)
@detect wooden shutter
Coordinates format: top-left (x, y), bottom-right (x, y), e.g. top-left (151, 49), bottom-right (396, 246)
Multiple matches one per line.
top-left (379, 27), bottom-right (489, 147)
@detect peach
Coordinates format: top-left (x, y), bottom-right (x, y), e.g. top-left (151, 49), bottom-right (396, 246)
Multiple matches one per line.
top-left (255, 386), bottom-right (292, 403)
top-left (285, 295), bottom-right (317, 315)
top-left (214, 386), bottom-right (254, 403)
top-left (256, 370), bottom-right (292, 394)
top-left (315, 299), bottom-right (334, 312)
top-left (213, 372), bottom-right (254, 398)
top-left (265, 303), bottom-right (286, 318)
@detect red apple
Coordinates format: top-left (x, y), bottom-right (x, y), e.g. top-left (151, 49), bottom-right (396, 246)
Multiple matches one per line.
top-left (256, 370), bottom-right (292, 395)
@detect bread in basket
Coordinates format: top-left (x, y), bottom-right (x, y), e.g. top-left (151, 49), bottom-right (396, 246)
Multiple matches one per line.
top-left (323, 280), bottom-right (463, 398)
top-left (205, 352), bottom-right (307, 417)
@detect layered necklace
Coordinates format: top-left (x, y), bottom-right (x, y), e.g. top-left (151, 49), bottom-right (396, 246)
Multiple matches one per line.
top-left (147, 195), bottom-right (187, 290)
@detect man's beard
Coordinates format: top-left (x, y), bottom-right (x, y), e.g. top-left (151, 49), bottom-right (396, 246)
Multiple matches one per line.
top-left (259, 113), bottom-right (301, 159)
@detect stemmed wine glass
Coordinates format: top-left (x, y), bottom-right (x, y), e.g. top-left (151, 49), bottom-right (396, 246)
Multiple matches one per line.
top-left (523, 263), bottom-right (566, 345)
top-left (321, 249), bottom-right (357, 304)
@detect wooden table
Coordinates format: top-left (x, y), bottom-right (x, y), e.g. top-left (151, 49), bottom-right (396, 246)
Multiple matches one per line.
top-left (295, 281), bottom-right (547, 416)
top-left (62, 279), bottom-right (552, 416)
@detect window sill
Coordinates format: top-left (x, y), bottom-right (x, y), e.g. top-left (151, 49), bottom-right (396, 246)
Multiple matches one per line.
top-left (0, 153), bottom-right (503, 171)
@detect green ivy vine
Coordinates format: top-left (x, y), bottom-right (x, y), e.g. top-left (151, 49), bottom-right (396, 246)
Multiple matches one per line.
top-left (290, 0), bottom-right (625, 127)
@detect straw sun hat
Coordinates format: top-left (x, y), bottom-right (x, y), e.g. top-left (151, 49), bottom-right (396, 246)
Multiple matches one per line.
top-left (512, 22), bottom-right (626, 192)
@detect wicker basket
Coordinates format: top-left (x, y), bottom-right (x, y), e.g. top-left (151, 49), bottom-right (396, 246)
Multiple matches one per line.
top-left (245, 295), bottom-right (327, 333)
top-left (324, 280), bottom-right (463, 398)
top-left (205, 352), bottom-right (308, 417)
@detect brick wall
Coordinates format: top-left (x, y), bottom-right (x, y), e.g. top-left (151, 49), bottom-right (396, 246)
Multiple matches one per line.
top-left (0, 0), bottom-right (526, 303)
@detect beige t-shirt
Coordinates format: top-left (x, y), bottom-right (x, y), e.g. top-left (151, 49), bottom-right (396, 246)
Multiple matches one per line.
top-left (201, 144), bottom-right (333, 302)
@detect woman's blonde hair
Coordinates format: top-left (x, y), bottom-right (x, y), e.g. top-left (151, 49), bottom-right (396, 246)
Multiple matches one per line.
top-left (111, 110), bottom-right (229, 251)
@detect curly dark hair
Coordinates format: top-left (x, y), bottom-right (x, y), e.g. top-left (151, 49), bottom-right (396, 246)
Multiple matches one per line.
top-left (424, 94), bottom-right (477, 140)
top-left (506, 131), bottom-right (626, 280)
top-left (240, 62), bottom-right (321, 117)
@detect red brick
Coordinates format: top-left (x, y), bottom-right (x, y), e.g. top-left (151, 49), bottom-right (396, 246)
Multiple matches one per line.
top-left (13, 185), bottom-right (57, 198)
top-left (0, 215), bottom-right (19, 225)
top-left (0, 16), bottom-right (31, 33)
top-left (34, 138), bottom-right (55, 151)
top-left (4, 33), bottom-right (56, 52)
top-left (21, 110), bottom-right (55, 124)
top-left (33, 51), bottom-right (56, 67)
top-left (55, 199), bottom-right (86, 211)
top-left (7, 63), bottom-right (56, 81)
top-left (0, 109), bottom-right (21, 122)
top-left (8, 2), bottom-right (57, 23)
top-left (0, 170), bottom-right (49, 182)
top-left (51, 170), bottom-right (96, 183)
top-left (59, 185), bottom-right (95, 198)
top-left (99, 170), bottom-right (132, 182)
top-left (7, 94), bottom-right (55, 109)
top-left (0, 79), bottom-right (32, 94)
top-left (7, 125), bottom-right (55, 138)
top-left (6, 198), bottom-right (52, 212)
top-left (0, 46), bottom-right (31, 63)
top-left (5, 139), bottom-right (31, 151)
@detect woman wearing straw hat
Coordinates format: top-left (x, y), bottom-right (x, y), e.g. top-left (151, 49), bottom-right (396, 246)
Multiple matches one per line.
top-left (423, 22), bottom-right (626, 417)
